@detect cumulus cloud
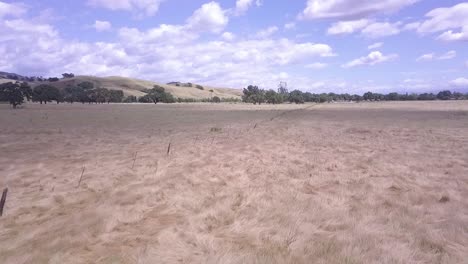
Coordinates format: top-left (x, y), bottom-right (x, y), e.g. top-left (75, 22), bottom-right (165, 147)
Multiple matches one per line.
top-left (0, 6), bottom-right (335, 90)
top-left (327, 19), bottom-right (370, 35)
top-left (438, 50), bottom-right (456, 60)
top-left (87, 0), bottom-right (165, 17)
top-left (343, 51), bottom-right (398, 68)
top-left (450, 77), bottom-right (468, 87)
top-left (417, 51), bottom-right (456, 61)
top-left (299, 0), bottom-right (419, 20)
top-left (186, 2), bottom-right (228, 33)
top-left (406, 3), bottom-right (468, 42)
top-left (416, 3), bottom-right (468, 33)
top-left (437, 27), bottom-right (468, 42)
top-left (416, 53), bottom-right (434, 62)
top-left (361, 22), bottom-right (401, 38)
top-left (221, 32), bottom-right (235, 41)
top-left (256, 26), bottom-right (279, 38)
top-left (284, 22), bottom-right (296, 30)
top-left (93, 20), bottom-right (112, 32)
top-left (305, 62), bottom-right (328, 69)
top-left (0, 1), bottom-right (27, 18)
top-left (368, 42), bottom-right (383, 50)
top-left (234, 0), bottom-right (261, 15)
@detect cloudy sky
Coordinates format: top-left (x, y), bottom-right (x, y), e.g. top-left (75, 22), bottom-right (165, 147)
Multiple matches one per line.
top-left (1, 0), bottom-right (468, 93)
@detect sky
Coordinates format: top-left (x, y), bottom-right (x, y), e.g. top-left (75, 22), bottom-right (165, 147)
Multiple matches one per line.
top-left (1, 0), bottom-right (468, 94)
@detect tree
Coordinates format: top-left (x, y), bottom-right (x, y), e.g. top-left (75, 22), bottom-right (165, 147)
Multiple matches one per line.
top-left (418, 93), bottom-right (436, 101)
top-left (123, 95), bottom-right (137, 103)
top-left (143, 85), bottom-right (175, 104)
top-left (33, 84), bottom-right (61, 104)
top-left (437, 90), bottom-right (452, 100)
top-left (242, 85), bottom-right (265, 104)
top-left (265, 89), bottom-right (283, 104)
top-left (108, 90), bottom-right (124, 103)
top-left (78, 81), bottom-right (94, 90)
top-left (212, 96), bottom-right (221, 103)
top-left (0, 82), bottom-right (31, 108)
top-left (363, 91), bottom-right (374, 101)
top-left (289, 90), bottom-right (305, 104)
top-left (48, 77), bottom-right (60, 82)
top-left (62, 73), bottom-right (75, 78)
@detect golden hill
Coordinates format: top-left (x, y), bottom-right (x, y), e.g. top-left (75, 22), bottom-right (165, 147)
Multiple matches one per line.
top-left (33, 76), bottom-right (242, 99)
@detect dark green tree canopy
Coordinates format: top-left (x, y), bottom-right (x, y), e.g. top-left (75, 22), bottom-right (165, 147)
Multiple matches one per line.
top-left (242, 85), bottom-right (265, 105)
top-left (33, 84), bottom-right (61, 104)
top-left (0, 82), bottom-right (32, 108)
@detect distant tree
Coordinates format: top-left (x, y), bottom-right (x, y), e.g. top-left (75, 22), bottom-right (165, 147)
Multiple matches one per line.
top-left (453, 92), bottom-right (464, 100)
top-left (123, 95), bottom-right (137, 103)
top-left (363, 91), bottom-right (374, 101)
top-left (437, 90), bottom-right (452, 100)
top-left (385, 92), bottom-right (400, 101)
top-left (289, 90), bottom-right (305, 104)
top-left (418, 93), bottom-right (436, 101)
top-left (138, 95), bottom-right (152, 103)
top-left (195, 84), bottom-right (204, 90)
top-left (0, 82), bottom-right (32, 108)
top-left (144, 85), bottom-right (175, 104)
top-left (265, 89), bottom-right (283, 104)
top-left (78, 81), bottom-right (94, 90)
top-left (48, 77), bottom-right (60, 82)
top-left (33, 84), bottom-right (62, 104)
top-left (212, 96), bottom-right (221, 103)
top-left (242, 85), bottom-right (265, 104)
top-left (62, 73), bottom-right (75, 78)
top-left (108, 90), bottom-right (124, 103)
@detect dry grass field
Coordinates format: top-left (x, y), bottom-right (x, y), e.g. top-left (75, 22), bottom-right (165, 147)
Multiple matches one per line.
top-left (0, 101), bottom-right (467, 264)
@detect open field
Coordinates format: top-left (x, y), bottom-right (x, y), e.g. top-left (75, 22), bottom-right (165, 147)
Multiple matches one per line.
top-left (0, 101), bottom-right (467, 263)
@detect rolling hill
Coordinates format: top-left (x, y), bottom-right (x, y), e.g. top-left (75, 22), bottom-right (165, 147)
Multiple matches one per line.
top-left (31, 76), bottom-right (243, 100)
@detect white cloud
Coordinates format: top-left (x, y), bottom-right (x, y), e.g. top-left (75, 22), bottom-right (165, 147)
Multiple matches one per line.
top-left (361, 22), bottom-right (401, 38)
top-left (437, 27), bottom-right (468, 42)
top-left (0, 10), bottom-right (335, 90)
top-left (451, 77), bottom-right (468, 87)
top-left (256, 26), bottom-right (279, 38)
top-left (417, 51), bottom-right (457, 61)
top-left (284, 22), bottom-right (296, 30)
top-left (221, 32), bottom-right (235, 41)
top-left (299, 0), bottom-right (419, 20)
top-left (234, 0), bottom-right (261, 15)
top-left (0, 1), bottom-right (27, 18)
top-left (186, 2), bottom-right (228, 33)
top-left (368, 42), bottom-right (383, 50)
top-left (118, 24), bottom-right (197, 45)
top-left (406, 3), bottom-right (468, 42)
top-left (416, 53), bottom-right (434, 62)
top-left (416, 3), bottom-right (468, 33)
top-left (343, 51), bottom-right (398, 68)
top-left (87, 0), bottom-right (165, 17)
top-left (93, 20), bottom-right (112, 32)
top-left (438, 50), bottom-right (456, 60)
top-left (327, 19), bottom-right (370, 35)
top-left (305, 62), bottom-right (328, 69)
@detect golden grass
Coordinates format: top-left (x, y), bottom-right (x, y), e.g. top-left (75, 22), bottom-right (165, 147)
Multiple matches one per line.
top-left (0, 101), bottom-right (467, 263)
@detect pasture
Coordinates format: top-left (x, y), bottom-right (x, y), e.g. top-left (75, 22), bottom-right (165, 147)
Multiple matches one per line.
top-left (0, 101), bottom-right (467, 263)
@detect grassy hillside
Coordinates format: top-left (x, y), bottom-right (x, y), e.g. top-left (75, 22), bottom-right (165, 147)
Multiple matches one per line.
top-left (32, 76), bottom-right (242, 99)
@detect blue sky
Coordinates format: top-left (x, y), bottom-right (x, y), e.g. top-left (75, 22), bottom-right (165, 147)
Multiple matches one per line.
top-left (1, 0), bottom-right (468, 93)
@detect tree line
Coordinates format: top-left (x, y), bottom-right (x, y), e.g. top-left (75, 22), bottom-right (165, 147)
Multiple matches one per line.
top-left (242, 85), bottom-right (468, 104)
top-left (0, 82), bottom-right (192, 108)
